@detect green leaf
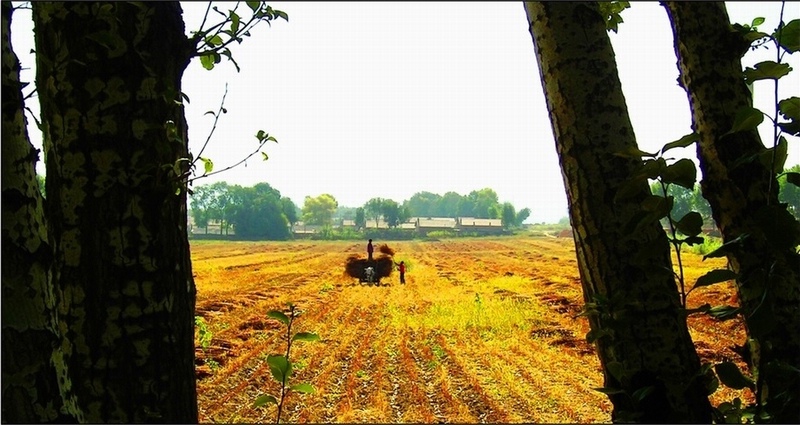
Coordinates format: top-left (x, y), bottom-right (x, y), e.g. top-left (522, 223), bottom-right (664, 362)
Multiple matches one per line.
top-left (775, 19), bottom-right (800, 53)
top-left (715, 362), bottom-right (755, 390)
top-left (246, 1), bottom-right (260, 13)
top-left (637, 157), bottom-right (667, 180)
top-left (275, 10), bottom-right (289, 22)
top-left (751, 17), bottom-right (765, 28)
top-left (267, 354), bottom-right (292, 384)
top-left (743, 61), bottom-right (792, 85)
top-left (661, 159), bottom-right (697, 189)
top-left (594, 387), bottom-right (626, 395)
top-left (267, 136), bottom-right (278, 143)
top-left (606, 361), bottom-right (625, 382)
top-left (661, 132), bottom-right (699, 155)
top-left (632, 386), bottom-right (655, 402)
top-left (706, 305), bottom-right (740, 321)
top-left (778, 97), bottom-right (800, 120)
top-left (614, 177), bottom-right (647, 202)
top-left (200, 53), bottom-right (215, 70)
top-left (743, 30), bottom-right (769, 43)
top-left (754, 203), bottom-right (800, 250)
top-left (199, 157), bottom-right (213, 174)
top-left (728, 106), bottom-right (764, 134)
top-left (253, 394), bottom-right (278, 407)
top-left (640, 195), bottom-right (673, 219)
top-left (290, 383), bottom-right (315, 394)
top-left (230, 11), bottom-right (240, 34)
top-left (785, 172), bottom-right (800, 188)
top-left (703, 234), bottom-right (748, 259)
top-left (267, 310), bottom-right (290, 325)
top-left (682, 235), bottom-right (705, 246)
top-left (691, 269), bottom-right (738, 293)
top-left (205, 34), bottom-right (224, 47)
top-left (262, 152), bottom-right (269, 161)
top-left (778, 120), bottom-right (800, 136)
top-left (758, 136), bottom-right (788, 174)
top-left (255, 130), bottom-right (267, 142)
top-left (675, 211), bottom-right (703, 237)
top-left (292, 332), bottom-right (321, 342)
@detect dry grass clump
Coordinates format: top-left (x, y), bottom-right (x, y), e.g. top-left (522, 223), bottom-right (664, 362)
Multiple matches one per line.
top-left (378, 244), bottom-right (395, 256)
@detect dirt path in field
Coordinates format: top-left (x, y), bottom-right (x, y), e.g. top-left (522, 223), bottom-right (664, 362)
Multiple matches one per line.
top-left (192, 237), bottom-right (749, 423)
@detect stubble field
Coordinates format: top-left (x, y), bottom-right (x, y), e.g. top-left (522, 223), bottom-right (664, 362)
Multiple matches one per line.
top-left (192, 235), bottom-right (750, 423)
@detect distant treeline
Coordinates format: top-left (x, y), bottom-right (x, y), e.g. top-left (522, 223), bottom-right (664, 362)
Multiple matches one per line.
top-left (188, 182), bottom-right (531, 239)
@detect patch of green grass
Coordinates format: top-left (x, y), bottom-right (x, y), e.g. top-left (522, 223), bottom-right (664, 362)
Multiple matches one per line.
top-left (686, 236), bottom-right (723, 256)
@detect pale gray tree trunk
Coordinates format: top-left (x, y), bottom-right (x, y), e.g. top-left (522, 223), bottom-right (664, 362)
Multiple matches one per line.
top-left (665, 2), bottom-right (800, 421)
top-left (524, 2), bottom-right (712, 421)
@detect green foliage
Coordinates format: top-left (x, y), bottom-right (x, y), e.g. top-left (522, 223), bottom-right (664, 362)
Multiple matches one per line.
top-left (515, 208), bottom-right (531, 227)
top-left (301, 194), bottom-right (338, 226)
top-left (501, 202), bottom-right (516, 230)
top-left (190, 182), bottom-right (294, 239)
top-left (195, 316), bottom-right (212, 351)
top-left (688, 236), bottom-right (723, 256)
top-left (254, 303), bottom-right (319, 424)
top-left (354, 207), bottom-right (366, 229)
top-left (228, 183), bottom-right (292, 239)
top-left (778, 164), bottom-right (800, 219)
top-left (598, 1), bottom-right (631, 33)
top-left (425, 230), bottom-right (458, 239)
top-left (190, 2), bottom-right (288, 72)
top-left (364, 197), bottom-right (385, 227)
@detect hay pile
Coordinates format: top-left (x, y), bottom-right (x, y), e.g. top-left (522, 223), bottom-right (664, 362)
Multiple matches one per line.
top-left (344, 244), bottom-right (395, 281)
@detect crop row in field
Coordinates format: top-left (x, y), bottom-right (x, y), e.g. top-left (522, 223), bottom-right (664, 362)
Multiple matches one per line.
top-left (192, 236), bottom-right (749, 423)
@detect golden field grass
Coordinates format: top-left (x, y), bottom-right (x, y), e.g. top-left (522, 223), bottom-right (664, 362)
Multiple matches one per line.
top-left (192, 235), bottom-right (751, 423)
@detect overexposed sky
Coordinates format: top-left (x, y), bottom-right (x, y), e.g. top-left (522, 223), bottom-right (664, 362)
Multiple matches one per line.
top-left (10, 2), bottom-right (800, 223)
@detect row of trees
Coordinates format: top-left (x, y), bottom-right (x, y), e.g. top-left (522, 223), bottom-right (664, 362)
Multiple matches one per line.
top-left (343, 189), bottom-right (531, 229)
top-left (189, 181), bottom-right (297, 239)
top-left (190, 186), bottom-right (533, 236)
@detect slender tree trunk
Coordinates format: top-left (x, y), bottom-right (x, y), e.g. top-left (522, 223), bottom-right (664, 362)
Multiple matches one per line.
top-left (664, 3), bottom-right (800, 422)
top-left (32, 3), bottom-right (197, 422)
top-left (524, 2), bottom-right (712, 422)
top-left (1, 2), bottom-right (72, 422)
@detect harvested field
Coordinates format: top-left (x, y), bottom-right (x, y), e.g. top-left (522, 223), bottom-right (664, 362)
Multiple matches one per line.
top-left (192, 236), bottom-right (751, 423)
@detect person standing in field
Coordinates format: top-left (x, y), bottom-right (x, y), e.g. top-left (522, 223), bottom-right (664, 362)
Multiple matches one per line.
top-left (394, 260), bottom-right (406, 284)
top-left (367, 239), bottom-right (374, 261)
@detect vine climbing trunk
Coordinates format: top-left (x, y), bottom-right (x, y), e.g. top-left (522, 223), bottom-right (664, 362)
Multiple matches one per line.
top-left (524, 2), bottom-right (712, 422)
top-left (1, 2), bottom-right (71, 422)
top-left (664, 2), bottom-right (800, 422)
top-left (32, 2), bottom-right (198, 422)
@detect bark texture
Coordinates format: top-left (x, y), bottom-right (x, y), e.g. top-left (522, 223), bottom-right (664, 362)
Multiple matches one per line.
top-left (32, 2), bottom-right (198, 422)
top-left (1, 2), bottom-right (71, 422)
top-left (525, 2), bottom-right (712, 422)
top-left (665, 3), bottom-right (800, 422)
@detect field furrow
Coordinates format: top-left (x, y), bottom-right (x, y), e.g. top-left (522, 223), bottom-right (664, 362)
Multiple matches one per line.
top-left (192, 236), bottom-right (750, 423)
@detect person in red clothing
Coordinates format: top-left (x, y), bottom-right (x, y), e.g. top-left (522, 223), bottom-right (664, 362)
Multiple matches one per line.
top-left (367, 239), bottom-right (374, 261)
top-left (394, 260), bottom-right (406, 284)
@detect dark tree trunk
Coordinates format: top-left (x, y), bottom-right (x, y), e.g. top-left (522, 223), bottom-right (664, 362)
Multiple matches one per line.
top-left (32, 2), bottom-right (198, 422)
top-left (524, 2), bottom-right (713, 422)
top-left (1, 2), bottom-right (72, 422)
top-left (664, 3), bottom-right (800, 422)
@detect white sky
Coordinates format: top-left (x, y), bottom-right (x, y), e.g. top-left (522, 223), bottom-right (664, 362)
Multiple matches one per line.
top-left (10, 2), bottom-right (800, 223)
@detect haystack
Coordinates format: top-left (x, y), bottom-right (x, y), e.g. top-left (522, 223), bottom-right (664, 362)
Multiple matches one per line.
top-left (344, 244), bottom-right (395, 281)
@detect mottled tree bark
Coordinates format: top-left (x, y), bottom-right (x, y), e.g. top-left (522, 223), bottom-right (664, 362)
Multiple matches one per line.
top-left (664, 3), bottom-right (800, 422)
top-left (524, 2), bottom-right (712, 422)
top-left (32, 2), bottom-right (197, 422)
top-left (1, 2), bottom-right (72, 422)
